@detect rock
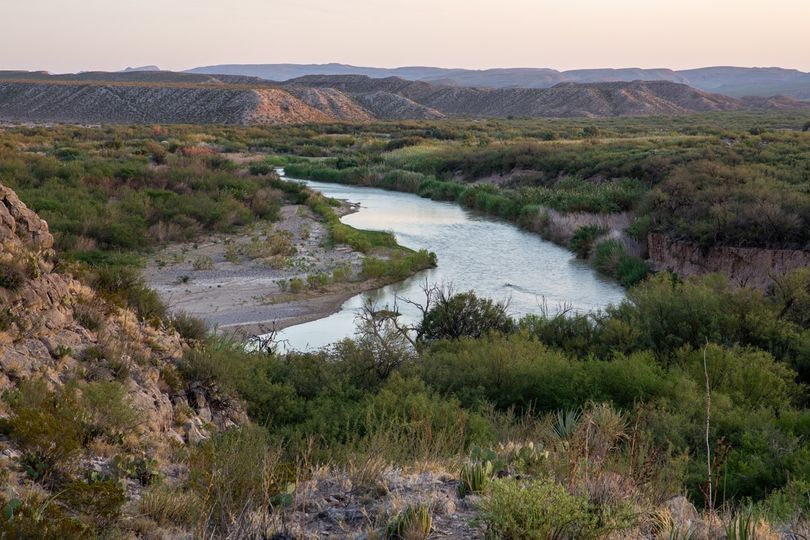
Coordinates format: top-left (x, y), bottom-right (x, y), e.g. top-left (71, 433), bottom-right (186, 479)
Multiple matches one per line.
top-left (664, 495), bottom-right (700, 531)
top-left (434, 496), bottom-right (456, 516)
top-left (0, 349), bottom-right (33, 377)
top-left (186, 420), bottom-right (210, 445)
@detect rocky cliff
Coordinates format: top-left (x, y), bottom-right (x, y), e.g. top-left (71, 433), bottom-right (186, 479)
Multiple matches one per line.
top-left (0, 182), bottom-right (246, 533)
top-left (647, 232), bottom-right (810, 289)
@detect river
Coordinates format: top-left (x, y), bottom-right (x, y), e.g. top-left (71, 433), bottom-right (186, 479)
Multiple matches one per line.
top-left (278, 173), bottom-right (626, 350)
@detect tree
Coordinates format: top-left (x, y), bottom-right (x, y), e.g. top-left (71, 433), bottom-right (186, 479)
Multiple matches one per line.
top-left (803, 121), bottom-right (810, 132)
top-left (418, 286), bottom-right (514, 342)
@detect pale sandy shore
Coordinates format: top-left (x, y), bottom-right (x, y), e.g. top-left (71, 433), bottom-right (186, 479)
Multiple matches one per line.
top-left (144, 201), bottom-right (379, 338)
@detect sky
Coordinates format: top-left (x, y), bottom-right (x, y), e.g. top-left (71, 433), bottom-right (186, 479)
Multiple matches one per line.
top-left (2, 0), bottom-right (809, 73)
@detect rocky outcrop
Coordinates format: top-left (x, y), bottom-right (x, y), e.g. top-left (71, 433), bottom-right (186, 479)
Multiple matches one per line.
top-left (0, 181), bottom-right (245, 445)
top-left (647, 232), bottom-right (810, 289)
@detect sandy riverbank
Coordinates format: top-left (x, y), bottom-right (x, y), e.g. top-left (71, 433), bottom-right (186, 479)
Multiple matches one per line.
top-left (144, 199), bottom-right (385, 339)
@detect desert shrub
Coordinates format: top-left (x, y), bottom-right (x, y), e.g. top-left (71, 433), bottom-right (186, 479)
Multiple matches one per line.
top-left (189, 426), bottom-right (285, 532)
top-left (307, 272), bottom-right (331, 289)
top-left (91, 265), bottom-right (166, 323)
top-left (139, 485), bottom-right (204, 528)
top-left (331, 263), bottom-right (352, 282)
top-left (458, 459), bottom-right (495, 498)
top-left (289, 277), bottom-right (305, 293)
top-left (171, 311), bottom-right (209, 341)
top-left (2, 380), bottom-right (87, 482)
top-left (73, 300), bottom-right (105, 331)
top-left (80, 381), bottom-right (137, 440)
top-left (569, 224), bottom-right (606, 258)
top-left (358, 375), bottom-right (494, 463)
top-left (477, 478), bottom-right (595, 540)
top-left (61, 479), bottom-right (127, 529)
top-left (192, 255), bottom-right (214, 271)
top-left (0, 260), bottom-right (26, 290)
top-left (0, 494), bottom-right (90, 539)
top-left (592, 239), bottom-right (650, 286)
top-left (248, 161), bottom-right (276, 176)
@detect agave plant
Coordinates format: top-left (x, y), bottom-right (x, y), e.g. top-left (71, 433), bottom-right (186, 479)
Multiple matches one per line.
top-left (458, 459), bottom-right (495, 498)
top-left (385, 504), bottom-right (432, 540)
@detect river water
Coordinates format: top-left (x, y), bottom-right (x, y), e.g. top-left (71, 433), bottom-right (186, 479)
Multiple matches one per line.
top-left (278, 174), bottom-right (626, 350)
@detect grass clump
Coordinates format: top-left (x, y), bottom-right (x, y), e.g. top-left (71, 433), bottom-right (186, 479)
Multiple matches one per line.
top-left (386, 504), bottom-right (433, 540)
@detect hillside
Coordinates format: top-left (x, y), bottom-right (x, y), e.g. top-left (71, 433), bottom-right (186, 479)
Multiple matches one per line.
top-left (0, 72), bottom-right (808, 125)
top-left (285, 75), bottom-right (764, 117)
top-left (190, 62), bottom-right (810, 99)
top-left (0, 181), bottom-right (247, 537)
top-left (0, 80), bottom-right (363, 124)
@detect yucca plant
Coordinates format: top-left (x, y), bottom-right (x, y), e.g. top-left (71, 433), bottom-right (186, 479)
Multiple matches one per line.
top-left (552, 408), bottom-right (581, 440)
top-left (458, 459), bottom-right (494, 498)
top-left (385, 504), bottom-right (432, 540)
top-left (724, 509), bottom-right (758, 540)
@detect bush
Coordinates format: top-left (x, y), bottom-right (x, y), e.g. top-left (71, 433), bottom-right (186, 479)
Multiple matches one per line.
top-left (171, 311), bottom-right (209, 341)
top-left (139, 485), bottom-right (204, 528)
top-left (3, 380), bottom-right (87, 482)
top-left (193, 255), bottom-right (214, 271)
top-left (289, 277), bottom-right (305, 293)
top-left (477, 478), bottom-right (594, 539)
top-left (592, 239), bottom-right (650, 286)
top-left (419, 290), bottom-right (514, 342)
top-left (569, 224), bottom-right (605, 258)
top-left (189, 426), bottom-right (285, 532)
top-left (61, 479), bottom-right (127, 529)
top-left (0, 260), bottom-right (25, 290)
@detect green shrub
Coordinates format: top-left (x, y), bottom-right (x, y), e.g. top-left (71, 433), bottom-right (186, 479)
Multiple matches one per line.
top-left (189, 426), bottom-right (285, 532)
top-left (0, 494), bottom-right (90, 539)
top-left (592, 239), bottom-right (650, 286)
top-left (3, 380), bottom-right (87, 482)
top-left (477, 478), bottom-right (594, 540)
top-left (289, 277), bottom-right (305, 293)
top-left (569, 224), bottom-right (606, 258)
top-left (61, 479), bottom-right (126, 529)
top-left (139, 485), bottom-right (204, 528)
top-left (419, 290), bottom-right (514, 342)
top-left (192, 255), bottom-right (214, 271)
top-left (171, 311), bottom-right (209, 341)
top-left (307, 272), bottom-right (331, 289)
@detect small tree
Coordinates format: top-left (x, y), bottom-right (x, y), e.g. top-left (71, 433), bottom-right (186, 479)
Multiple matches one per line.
top-left (802, 121), bottom-right (810, 132)
top-left (418, 286), bottom-right (514, 342)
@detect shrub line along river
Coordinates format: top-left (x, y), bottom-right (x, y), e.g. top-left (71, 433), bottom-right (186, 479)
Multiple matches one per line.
top-left (277, 171), bottom-right (626, 351)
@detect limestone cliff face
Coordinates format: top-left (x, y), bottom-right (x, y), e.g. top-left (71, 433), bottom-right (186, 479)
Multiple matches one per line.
top-left (0, 182), bottom-right (245, 444)
top-left (647, 232), bottom-right (810, 289)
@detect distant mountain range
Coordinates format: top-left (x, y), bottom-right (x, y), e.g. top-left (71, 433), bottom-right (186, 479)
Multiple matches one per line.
top-left (0, 69), bottom-right (808, 125)
top-left (187, 63), bottom-right (810, 99)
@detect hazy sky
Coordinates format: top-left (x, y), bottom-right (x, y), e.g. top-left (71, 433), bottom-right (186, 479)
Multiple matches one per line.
top-left (2, 0), bottom-right (809, 73)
